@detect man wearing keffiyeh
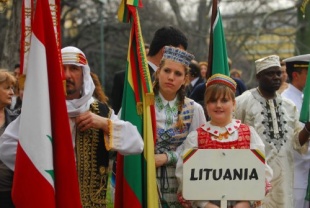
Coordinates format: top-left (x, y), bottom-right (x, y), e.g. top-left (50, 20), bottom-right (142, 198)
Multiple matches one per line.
top-left (0, 46), bottom-right (144, 208)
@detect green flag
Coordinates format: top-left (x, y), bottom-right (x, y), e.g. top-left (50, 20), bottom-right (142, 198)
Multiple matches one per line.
top-left (300, 63), bottom-right (310, 123)
top-left (207, 0), bottom-right (230, 78)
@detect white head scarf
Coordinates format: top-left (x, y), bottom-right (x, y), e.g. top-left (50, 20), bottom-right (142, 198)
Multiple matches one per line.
top-left (61, 46), bottom-right (95, 117)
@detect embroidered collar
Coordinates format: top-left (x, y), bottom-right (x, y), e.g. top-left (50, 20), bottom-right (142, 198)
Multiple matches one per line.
top-left (201, 119), bottom-right (242, 136)
top-left (155, 92), bottom-right (178, 111)
top-left (250, 88), bottom-right (286, 152)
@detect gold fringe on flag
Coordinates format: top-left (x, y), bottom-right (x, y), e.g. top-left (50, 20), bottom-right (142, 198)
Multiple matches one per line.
top-left (18, 74), bottom-right (26, 90)
top-left (145, 92), bottom-right (154, 106)
top-left (136, 101), bottom-right (143, 115)
top-left (301, 0), bottom-right (309, 18)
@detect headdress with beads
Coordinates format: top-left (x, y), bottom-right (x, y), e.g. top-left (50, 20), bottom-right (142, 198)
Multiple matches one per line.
top-left (162, 46), bottom-right (194, 66)
top-left (206, 73), bottom-right (237, 92)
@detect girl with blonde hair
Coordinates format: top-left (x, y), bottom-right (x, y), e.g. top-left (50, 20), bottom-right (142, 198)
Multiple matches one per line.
top-left (153, 46), bottom-right (206, 207)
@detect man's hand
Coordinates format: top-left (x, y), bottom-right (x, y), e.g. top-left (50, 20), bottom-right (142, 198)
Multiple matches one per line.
top-left (75, 111), bottom-right (108, 132)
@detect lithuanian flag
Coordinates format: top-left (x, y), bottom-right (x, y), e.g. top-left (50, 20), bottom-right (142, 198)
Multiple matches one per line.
top-left (114, 0), bottom-right (158, 207)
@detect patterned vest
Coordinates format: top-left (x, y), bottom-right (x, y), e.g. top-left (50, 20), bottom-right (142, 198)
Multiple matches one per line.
top-left (156, 97), bottom-right (196, 154)
top-left (75, 101), bottom-right (111, 208)
top-left (197, 123), bottom-right (251, 149)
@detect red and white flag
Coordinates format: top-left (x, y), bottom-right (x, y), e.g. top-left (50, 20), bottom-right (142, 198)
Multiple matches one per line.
top-left (13, 0), bottom-right (81, 207)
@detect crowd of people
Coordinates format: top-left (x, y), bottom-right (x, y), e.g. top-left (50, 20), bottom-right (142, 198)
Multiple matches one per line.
top-left (0, 25), bottom-right (309, 208)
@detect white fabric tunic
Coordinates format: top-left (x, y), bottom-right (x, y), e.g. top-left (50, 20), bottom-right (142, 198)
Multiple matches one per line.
top-left (282, 84), bottom-right (310, 208)
top-left (282, 84), bottom-right (303, 113)
top-left (235, 89), bottom-right (308, 208)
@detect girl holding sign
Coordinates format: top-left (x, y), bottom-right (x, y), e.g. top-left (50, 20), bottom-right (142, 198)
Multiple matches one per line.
top-left (175, 74), bottom-right (272, 208)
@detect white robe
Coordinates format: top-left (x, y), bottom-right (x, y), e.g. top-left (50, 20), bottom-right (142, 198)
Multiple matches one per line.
top-left (282, 84), bottom-right (310, 208)
top-left (235, 89), bottom-right (308, 208)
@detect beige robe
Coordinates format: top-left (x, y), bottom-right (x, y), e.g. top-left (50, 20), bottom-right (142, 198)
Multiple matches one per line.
top-left (235, 89), bottom-right (308, 208)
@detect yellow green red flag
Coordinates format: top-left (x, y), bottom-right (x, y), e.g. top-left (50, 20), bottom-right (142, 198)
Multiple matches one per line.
top-left (114, 0), bottom-right (158, 207)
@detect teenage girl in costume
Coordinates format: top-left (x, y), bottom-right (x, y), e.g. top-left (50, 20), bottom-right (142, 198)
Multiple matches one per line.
top-left (154, 46), bottom-right (206, 207)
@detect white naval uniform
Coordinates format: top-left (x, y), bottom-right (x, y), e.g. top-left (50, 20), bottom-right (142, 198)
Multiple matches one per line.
top-left (282, 84), bottom-right (310, 208)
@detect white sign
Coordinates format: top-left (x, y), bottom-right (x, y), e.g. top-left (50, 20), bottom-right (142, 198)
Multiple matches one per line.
top-left (183, 149), bottom-right (265, 201)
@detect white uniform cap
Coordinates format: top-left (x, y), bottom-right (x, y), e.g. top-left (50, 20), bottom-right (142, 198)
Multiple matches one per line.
top-left (283, 54), bottom-right (310, 71)
top-left (283, 54), bottom-right (310, 63)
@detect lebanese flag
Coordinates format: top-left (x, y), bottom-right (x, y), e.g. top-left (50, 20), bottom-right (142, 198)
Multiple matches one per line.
top-left (12, 0), bottom-right (81, 207)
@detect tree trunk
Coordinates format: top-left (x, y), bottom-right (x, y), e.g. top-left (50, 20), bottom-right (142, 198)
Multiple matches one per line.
top-left (295, 1), bottom-right (310, 54)
top-left (194, 0), bottom-right (211, 61)
top-left (0, 0), bottom-right (22, 70)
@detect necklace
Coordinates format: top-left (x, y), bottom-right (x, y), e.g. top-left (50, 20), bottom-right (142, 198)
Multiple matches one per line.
top-left (256, 87), bottom-right (264, 97)
top-left (217, 131), bottom-right (229, 140)
top-left (257, 87), bottom-right (277, 100)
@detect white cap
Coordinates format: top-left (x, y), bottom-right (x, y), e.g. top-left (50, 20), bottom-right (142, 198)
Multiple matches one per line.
top-left (283, 54), bottom-right (310, 63)
top-left (283, 54), bottom-right (310, 71)
top-left (255, 55), bottom-right (281, 74)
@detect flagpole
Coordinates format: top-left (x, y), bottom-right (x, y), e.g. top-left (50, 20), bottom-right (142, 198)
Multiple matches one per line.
top-left (115, 1), bottom-right (158, 207)
top-left (206, 0), bottom-right (218, 79)
top-left (99, 0), bottom-right (105, 86)
top-left (207, 0), bottom-right (230, 77)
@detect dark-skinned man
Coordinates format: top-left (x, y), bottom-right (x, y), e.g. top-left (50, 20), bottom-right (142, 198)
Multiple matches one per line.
top-left (235, 55), bottom-right (310, 208)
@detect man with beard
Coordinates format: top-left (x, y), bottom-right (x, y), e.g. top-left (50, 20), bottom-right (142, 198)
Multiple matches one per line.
top-left (235, 55), bottom-right (310, 208)
top-left (0, 46), bottom-right (144, 208)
